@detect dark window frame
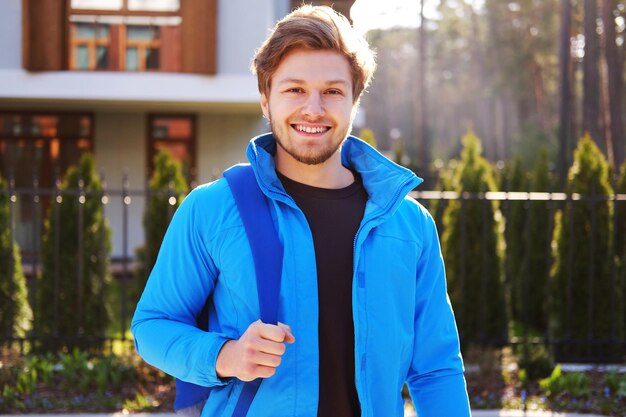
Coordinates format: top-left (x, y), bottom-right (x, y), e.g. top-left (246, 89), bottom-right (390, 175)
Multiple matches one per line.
top-left (146, 113), bottom-right (196, 185)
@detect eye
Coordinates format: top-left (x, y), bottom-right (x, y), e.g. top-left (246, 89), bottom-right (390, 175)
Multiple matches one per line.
top-left (284, 87), bottom-right (304, 94)
top-left (325, 89), bottom-right (343, 96)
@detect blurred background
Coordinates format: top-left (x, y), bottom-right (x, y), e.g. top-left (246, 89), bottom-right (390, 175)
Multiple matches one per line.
top-left (1, 0), bottom-right (626, 415)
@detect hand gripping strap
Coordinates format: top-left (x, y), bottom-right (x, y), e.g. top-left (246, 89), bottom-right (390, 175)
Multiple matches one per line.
top-left (224, 164), bottom-right (284, 417)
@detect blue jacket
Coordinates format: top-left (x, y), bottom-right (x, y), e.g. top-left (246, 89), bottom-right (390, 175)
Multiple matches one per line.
top-left (131, 133), bottom-right (471, 417)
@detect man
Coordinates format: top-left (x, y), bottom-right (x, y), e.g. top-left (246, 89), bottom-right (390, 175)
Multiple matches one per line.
top-left (132, 5), bottom-right (471, 417)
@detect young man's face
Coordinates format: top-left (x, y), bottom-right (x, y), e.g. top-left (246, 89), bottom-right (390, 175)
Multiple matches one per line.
top-left (260, 48), bottom-right (357, 167)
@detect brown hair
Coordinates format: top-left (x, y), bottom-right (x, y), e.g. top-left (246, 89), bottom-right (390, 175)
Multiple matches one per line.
top-left (251, 5), bottom-right (376, 103)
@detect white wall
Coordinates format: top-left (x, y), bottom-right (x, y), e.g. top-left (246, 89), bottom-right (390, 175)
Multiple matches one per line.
top-left (217, 0), bottom-right (278, 75)
top-left (0, 0), bottom-right (21, 69)
top-left (196, 112), bottom-right (267, 182)
top-left (94, 112), bottom-right (147, 259)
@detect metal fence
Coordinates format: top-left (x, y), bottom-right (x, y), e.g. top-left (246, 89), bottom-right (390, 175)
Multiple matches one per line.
top-left (2, 180), bottom-right (626, 363)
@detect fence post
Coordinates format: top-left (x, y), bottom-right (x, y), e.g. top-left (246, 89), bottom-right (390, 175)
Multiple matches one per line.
top-left (53, 172), bottom-right (61, 341)
top-left (77, 176), bottom-right (85, 338)
top-left (100, 173), bottom-right (108, 350)
top-left (121, 171), bottom-right (130, 342)
top-left (480, 187), bottom-right (488, 344)
top-left (6, 174), bottom-right (16, 346)
top-left (587, 181), bottom-right (597, 359)
top-left (566, 191), bottom-right (574, 355)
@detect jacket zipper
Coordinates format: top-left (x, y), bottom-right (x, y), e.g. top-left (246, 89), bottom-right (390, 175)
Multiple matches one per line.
top-left (351, 175), bottom-right (419, 416)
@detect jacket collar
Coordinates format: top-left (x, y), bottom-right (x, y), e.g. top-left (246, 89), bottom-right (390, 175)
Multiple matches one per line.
top-left (246, 132), bottom-right (422, 216)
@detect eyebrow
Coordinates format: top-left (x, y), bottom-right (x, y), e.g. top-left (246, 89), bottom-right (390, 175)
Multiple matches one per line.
top-left (277, 78), bottom-right (350, 86)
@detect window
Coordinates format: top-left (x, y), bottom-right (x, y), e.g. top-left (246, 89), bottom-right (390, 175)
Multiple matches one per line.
top-left (70, 22), bottom-right (111, 70)
top-left (147, 115), bottom-right (196, 185)
top-left (0, 112), bottom-right (93, 253)
top-left (24, 0), bottom-right (216, 74)
top-left (126, 25), bottom-right (161, 71)
top-left (67, 0), bottom-right (181, 72)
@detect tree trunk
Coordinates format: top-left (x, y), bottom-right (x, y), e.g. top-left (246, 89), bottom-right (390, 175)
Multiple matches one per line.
top-left (602, 0), bottom-right (625, 168)
top-left (531, 59), bottom-right (548, 132)
top-left (416, 0), bottom-right (430, 182)
top-left (467, 1), bottom-right (494, 160)
top-left (583, 0), bottom-right (602, 150)
top-left (558, 0), bottom-right (573, 188)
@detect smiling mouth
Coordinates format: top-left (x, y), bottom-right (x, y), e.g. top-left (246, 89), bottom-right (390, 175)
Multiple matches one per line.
top-left (292, 124), bottom-right (331, 134)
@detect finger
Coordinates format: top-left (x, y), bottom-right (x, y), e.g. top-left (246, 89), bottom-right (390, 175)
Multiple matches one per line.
top-left (251, 351), bottom-right (283, 368)
top-left (257, 322), bottom-right (289, 343)
top-left (277, 322), bottom-right (295, 343)
top-left (254, 337), bottom-right (287, 356)
top-left (254, 365), bottom-right (278, 379)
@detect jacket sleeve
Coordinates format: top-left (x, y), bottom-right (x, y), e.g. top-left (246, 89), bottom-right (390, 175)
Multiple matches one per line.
top-left (130, 187), bottom-right (231, 387)
top-left (406, 208), bottom-right (471, 416)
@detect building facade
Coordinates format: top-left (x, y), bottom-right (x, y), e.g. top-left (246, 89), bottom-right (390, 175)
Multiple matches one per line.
top-left (0, 0), bottom-right (355, 259)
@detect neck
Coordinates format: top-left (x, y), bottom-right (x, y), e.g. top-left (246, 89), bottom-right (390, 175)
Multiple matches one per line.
top-left (275, 149), bottom-right (354, 189)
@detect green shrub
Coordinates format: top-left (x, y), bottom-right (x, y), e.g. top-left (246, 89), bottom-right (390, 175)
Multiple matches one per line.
top-left (429, 160), bottom-right (455, 237)
top-left (441, 131), bottom-right (507, 347)
top-left (36, 154), bottom-right (112, 352)
top-left (539, 366), bottom-right (590, 399)
top-left (0, 349), bottom-right (167, 413)
top-left (522, 149), bottom-right (553, 333)
top-left (502, 156), bottom-right (526, 329)
top-left (602, 370), bottom-right (626, 397)
top-left (505, 150), bottom-right (553, 336)
top-left (133, 150), bottom-right (188, 302)
top-left (549, 135), bottom-right (622, 361)
top-left (359, 127), bottom-right (378, 149)
top-left (0, 176), bottom-right (32, 338)
top-left (517, 343), bottom-right (554, 382)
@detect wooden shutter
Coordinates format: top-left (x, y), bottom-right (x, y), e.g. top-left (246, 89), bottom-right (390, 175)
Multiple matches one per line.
top-left (180, 0), bottom-right (217, 74)
top-left (22, 0), bottom-right (67, 71)
top-left (160, 25), bottom-right (182, 73)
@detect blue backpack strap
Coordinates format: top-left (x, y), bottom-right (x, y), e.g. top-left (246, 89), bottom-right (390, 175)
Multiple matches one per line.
top-left (175, 164), bottom-right (283, 417)
top-left (224, 164), bottom-right (283, 326)
top-left (225, 164), bottom-right (283, 417)
top-left (224, 164), bottom-right (283, 417)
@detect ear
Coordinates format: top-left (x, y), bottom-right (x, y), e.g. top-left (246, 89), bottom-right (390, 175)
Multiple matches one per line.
top-left (260, 94), bottom-right (269, 119)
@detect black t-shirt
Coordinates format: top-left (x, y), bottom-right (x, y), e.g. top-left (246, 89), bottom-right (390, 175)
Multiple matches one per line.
top-left (278, 170), bottom-right (367, 417)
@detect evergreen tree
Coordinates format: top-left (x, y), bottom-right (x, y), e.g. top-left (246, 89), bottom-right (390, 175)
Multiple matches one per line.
top-left (133, 150), bottom-right (188, 301)
top-left (549, 135), bottom-right (621, 361)
top-left (523, 149), bottom-right (553, 333)
top-left (429, 161), bottom-right (455, 237)
top-left (502, 156), bottom-right (526, 329)
top-left (0, 176), bottom-right (32, 339)
top-left (441, 131), bottom-right (507, 347)
top-left (36, 154), bottom-right (111, 352)
top-left (358, 127), bottom-right (378, 149)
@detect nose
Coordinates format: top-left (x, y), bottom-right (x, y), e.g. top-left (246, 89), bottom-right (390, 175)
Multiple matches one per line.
top-left (302, 92), bottom-right (325, 118)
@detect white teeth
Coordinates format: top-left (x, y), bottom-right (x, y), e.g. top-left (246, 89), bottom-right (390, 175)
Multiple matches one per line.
top-left (296, 125), bottom-right (327, 134)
